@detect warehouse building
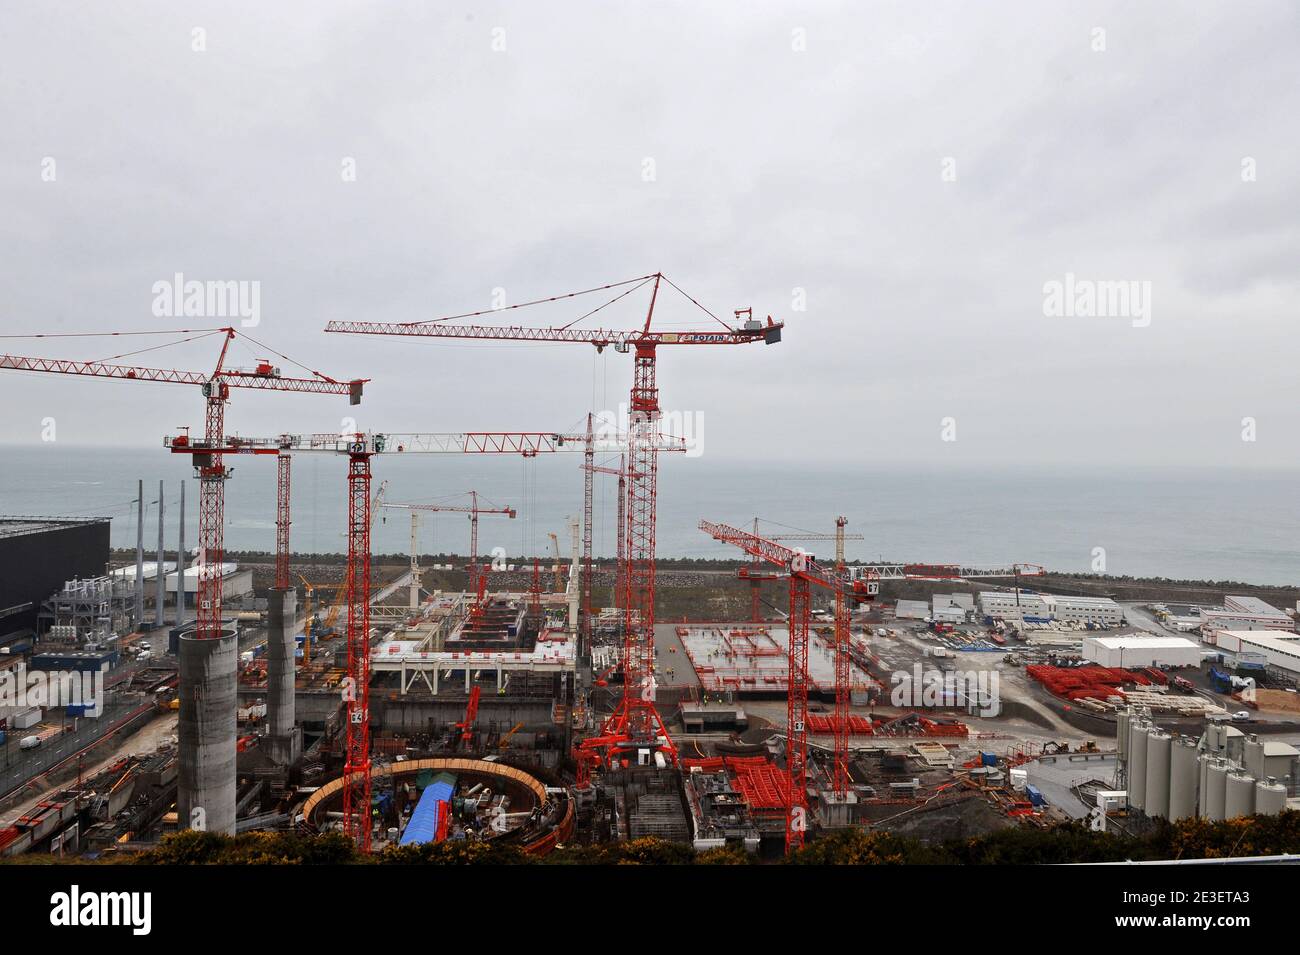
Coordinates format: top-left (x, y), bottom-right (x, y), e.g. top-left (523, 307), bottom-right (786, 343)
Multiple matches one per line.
top-left (978, 591), bottom-right (1050, 622)
top-left (1201, 596), bottom-right (1292, 636)
top-left (1212, 630), bottom-right (1300, 677)
top-left (0, 518), bottom-right (110, 646)
top-left (1082, 634), bottom-right (1203, 669)
top-left (894, 599), bottom-right (930, 620)
top-left (1045, 595), bottom-right (1124, 627)
top-left (932, 593), bottom-right (974, 622)
top-left (110, 561), bottom-right (254, 611)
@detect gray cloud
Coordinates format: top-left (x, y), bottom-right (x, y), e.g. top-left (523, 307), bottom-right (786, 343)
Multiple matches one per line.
top-left (1, 1), bottom-right (1297, 468)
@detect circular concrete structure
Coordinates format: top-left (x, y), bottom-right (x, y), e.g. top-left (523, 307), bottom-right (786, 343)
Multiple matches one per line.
top-left (178, 628), bottom-right (239, 836)
top-left (302, 757), bottom-right (573, 855)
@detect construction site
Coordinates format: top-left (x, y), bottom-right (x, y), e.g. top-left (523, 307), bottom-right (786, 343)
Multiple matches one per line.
top-left (3, 275), bottom-right (1300, 867)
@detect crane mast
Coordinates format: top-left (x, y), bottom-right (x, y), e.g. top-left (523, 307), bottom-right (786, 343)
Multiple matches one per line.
top-left (0, 327), bottom-right (365, 841)
top-left (833, 517), bottom-right (851, 796)
top-left (324, 275), bottom-right (782, 781)
top-left (581, 414), bottom-right (595, 658)
top-left (173, 428), bottom-right (634, 849)
top-left (698, 519), bottom-right (878, 852)
top-left (380, 494), bottom-right (516, 614)
top-left (586, 456), bottom-right (629, 614)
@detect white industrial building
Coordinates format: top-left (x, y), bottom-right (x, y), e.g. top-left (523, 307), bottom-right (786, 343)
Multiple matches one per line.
top-left (1082, 634), bottom-right (1203, 669)
top-left (894, 599), bottom-right (930, 620)
top-left (1045, 595), bottom-right (1124, 627)
top-left (1225, 595), bottom-right (1290, 618)
top-left (1212, 630), bottom-right (1300, 676)
top-left (1201, 595), bottom-right (1292, 636)
top-left (978, 591), bottom-right (1050, 621)
top-left (1119, 713), bottom-right (1297, 823)
top-left (932, 605), bottom-right (966, 625)
top-left (1201, 608), bottom-right (1293, 635)
top-left (111, 561), bottom-right (254, 608)
top-left (933, 593), bottom-right (974, 612)
top-left (932, 594), bottom-right (972, 622)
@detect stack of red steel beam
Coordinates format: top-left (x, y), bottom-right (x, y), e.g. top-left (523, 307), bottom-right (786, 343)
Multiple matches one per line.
top-left (806, 713), bottom-right (877, 735)
top-left (1026, 664), bottom-right (1159, 701)
top-left (680, 755), bottom-right (791, 811)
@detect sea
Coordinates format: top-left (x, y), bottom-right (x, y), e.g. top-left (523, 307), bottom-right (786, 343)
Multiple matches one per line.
top-left (1, 445), bottom-right (1297, 587)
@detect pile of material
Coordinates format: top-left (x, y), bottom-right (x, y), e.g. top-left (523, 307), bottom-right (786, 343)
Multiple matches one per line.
top-left (1027, 664), bottom-right (1165, 701)
top-left (682, 755), bottom-right (791, 811)
top-left (805, 712), bottom-right (969, 738)
top-left (1249, 688), bottom-right (1300, 714)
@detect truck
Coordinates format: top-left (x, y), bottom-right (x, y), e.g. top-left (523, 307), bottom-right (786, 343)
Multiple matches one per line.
top-left (19, 735), bottom-right (41, 751)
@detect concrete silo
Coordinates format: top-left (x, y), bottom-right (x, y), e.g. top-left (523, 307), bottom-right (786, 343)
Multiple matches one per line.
top-left (1225, 771), bottom-right (1256, 819)
top-left (1128, 719), bottom-right (1149, 811)
top-left (1204, 759), bottom-right (1229, 822)
top-left (1255, 777), bottom-right (1287, 816)
top-left (1168, 737), bottom-right (1199, 821)
top-left (1145, 731), bottom-right (1172, 819)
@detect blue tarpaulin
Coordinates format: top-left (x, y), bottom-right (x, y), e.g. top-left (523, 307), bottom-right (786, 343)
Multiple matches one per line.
top-left (399, 773), bottom-right (456, 846)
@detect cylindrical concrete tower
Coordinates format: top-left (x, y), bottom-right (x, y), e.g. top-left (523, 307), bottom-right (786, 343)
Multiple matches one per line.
top-left (265, 588), bottom-right (299, 766)
top-left (178, 629), bottom-right (238, 836)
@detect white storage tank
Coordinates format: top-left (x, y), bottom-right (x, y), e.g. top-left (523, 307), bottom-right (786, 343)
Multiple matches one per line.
top-left (1244, 734), bottom-right (1265, 780)
top-left (1202, 721), bottom-right (1226, 754)
top-left (1127, 720), bottom-right (1149, 810)
top-left (1168, 738), bottom-right (1199, 821)
top-left (1117, 710), bottom-right (1129, 758)
top-left (1255, 777), bottom-right (1287, 816)
top-left (1225, 771), bottom-right (1256, 819)
top-left (1145, 731), bottom-right (1172, 819)
top-left (1204, 759), bottom-right (1229, 822)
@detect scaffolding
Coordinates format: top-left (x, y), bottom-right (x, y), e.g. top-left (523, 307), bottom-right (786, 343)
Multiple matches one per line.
top-left (37, 576), bottom-right (134, 646)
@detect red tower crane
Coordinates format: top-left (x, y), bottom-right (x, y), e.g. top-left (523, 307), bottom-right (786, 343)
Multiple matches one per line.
top-left (0, 328), bottom-right (365, 643)
top-left (740, 521), bottom-right (865, 624)
top-left (380, 493), bottom-right (516, 613)
top-left (698, 519), bottom-right (878, 852)
top-left (170, 428), bottom-right (678, 850)
top-left (581, 414), bottom-right (595, 657)
top-left (324, 273), bottom-right (782, 773)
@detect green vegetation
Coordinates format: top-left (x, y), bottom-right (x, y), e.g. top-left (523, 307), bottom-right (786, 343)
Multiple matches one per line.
top-left (10, 811), bottom-right (1300, 865)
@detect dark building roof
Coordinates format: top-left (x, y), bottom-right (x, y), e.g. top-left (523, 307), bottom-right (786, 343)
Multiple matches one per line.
top-left (0, 517), bottom-right (111, 540)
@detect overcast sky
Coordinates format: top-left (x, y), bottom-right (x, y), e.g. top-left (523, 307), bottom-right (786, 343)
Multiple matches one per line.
top-left (1, 2), bottom-right (1297, 468)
